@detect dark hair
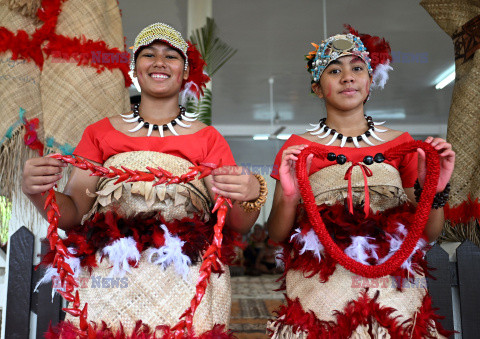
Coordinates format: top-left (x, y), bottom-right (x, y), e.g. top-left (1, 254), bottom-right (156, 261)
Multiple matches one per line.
top-left (130, 95), bottom-right (141, 105)
top-left (133, 41), bottom-right (186, 67)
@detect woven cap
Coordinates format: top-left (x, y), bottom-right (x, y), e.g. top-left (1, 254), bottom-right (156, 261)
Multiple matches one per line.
top-left (130, 23), bottom-right (188, 70)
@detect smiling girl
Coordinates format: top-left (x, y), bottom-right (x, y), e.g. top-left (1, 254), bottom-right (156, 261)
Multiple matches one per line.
top-left (267, 26), bottom-right (454, 338)
top-left (23, 23), bottom-right (265, 337)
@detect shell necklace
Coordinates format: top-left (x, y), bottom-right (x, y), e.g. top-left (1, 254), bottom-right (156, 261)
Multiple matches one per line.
top-left (120, 103), bottom-right (199, 137)
top-left (306, 115), bottom-right (387, 147)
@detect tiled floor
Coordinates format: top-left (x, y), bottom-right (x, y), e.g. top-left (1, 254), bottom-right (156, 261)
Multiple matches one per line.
top-left (230, 275), bottom-right (284, 338)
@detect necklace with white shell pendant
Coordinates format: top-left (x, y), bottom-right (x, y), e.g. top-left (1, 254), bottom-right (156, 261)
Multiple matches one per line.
top-left (306, 115), bottom-right (387, 148)
top-left (120, 103), bottom-right (199, 137)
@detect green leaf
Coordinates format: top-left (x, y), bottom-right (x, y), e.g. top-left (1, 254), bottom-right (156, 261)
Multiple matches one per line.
top-left (189, 17), bottom-right (237, 77)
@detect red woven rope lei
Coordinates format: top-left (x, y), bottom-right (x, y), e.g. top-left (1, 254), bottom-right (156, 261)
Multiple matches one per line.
top-left (44, 154), bottom-right (231, 337)
top-left (296, 140), bottom-right (440, 278)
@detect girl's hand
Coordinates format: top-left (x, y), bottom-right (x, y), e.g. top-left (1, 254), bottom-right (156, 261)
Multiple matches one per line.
top-left (279, 144), bottom-right (313, 201)
top-left (418, 137), bottom-right (455, 192)
top-left (22, 156), bottom-right (67, 195)
top-left (210, 166), bottom-right (260, 201)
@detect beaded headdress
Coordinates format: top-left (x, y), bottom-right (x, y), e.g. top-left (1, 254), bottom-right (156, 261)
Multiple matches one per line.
top-left (308, 33), bottom-right (373, 83)
top-left (306, 25), bottom-right (393, 89)
top-left (130, 23), bottom-right (210, 100)
top-left (130, 23), bottom-right (189, 71)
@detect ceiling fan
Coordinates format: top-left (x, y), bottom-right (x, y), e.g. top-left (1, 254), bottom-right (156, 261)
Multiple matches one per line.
top-left (267, 77), bottom-right (287, 140)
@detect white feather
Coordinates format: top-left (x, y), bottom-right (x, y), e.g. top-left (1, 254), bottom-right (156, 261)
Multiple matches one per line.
top-left (35, 248), bottom-right (82, 300)
top-left (371, 61), bottom-right (393, 89)
top-left (179, 80), bottom-right (201, 106)
top-left (274, 248), bottom-right (285, 269)
top-left (146, 224), bottom-right (191, 280)
top-left (401, 238), bottom-right (428, 275)
top-left (344, 236), bottom-right (378, 265)
top-left (102, 237), bottom-right (140, 278)
top-left (290, 228), bottom-right (324, 260)
top-left (378, 224), bottom-right (427, 275)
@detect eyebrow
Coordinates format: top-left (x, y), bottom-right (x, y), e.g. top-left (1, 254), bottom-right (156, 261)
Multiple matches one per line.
top-left (350, 56), bottom-right (364, 63)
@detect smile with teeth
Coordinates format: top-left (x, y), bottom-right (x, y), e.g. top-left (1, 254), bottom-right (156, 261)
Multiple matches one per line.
top-left (150, 73), bottom-right (169, 79)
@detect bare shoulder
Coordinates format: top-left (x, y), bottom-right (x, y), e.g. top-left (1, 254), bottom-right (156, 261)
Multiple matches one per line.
top-left (186, 120), bottom-right (209, 133)
top-left (298, 132), bottom-right (316, 143)
top-left (375, 126), bottom-right (405, 142)
top-left (103, 115), bottom-right (126, 133)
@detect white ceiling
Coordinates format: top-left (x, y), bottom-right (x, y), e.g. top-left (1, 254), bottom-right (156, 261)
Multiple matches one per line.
top-left (118, 0), bottom-right (455, 139)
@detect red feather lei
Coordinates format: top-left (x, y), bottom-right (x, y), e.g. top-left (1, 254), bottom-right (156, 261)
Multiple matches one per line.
top-left (279, 203), bottom-right (431, 289)
top-left (295, 141), bottom-right (440, 278)
top-left (43, 154), bottom-right (233, 337)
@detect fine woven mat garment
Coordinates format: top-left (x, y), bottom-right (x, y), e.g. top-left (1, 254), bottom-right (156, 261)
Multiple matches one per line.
top-left (66, 252), bottom-right (232, 335)
top-left (0, 0), bottom-right (41, 18)
top-left (268, 166), bottom-right (444, 338)
top-left (309, 162), bottom-right (407, 212)
top-left (421, 0), bottom-right (480, 244)
top-left (83, 151), bottom-right (212, 222)
top-left (0, 3), bottom-right (42, 199)
top-left (41, 0), bottom-right (130, 153)
top-left (68, 151), bottom-right (229, 334)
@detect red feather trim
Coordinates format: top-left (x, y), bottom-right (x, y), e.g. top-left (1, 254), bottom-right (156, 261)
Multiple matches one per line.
top-left (0, 0), bottom-right (132, 85)
top-left (38, 211), bottom-right (241, 272)
top-left (46, 320), bottom-right (235, 338)
top-left (44, 34), bottom-right (132, 86)
top-left (183, 42), bottom-right (210, 98)
top-left (444, 195), bottom-right (480, 225)
top-left (279, 203), bottom-right (430, 287)
top-left (270, 292), bottom-right (453, 338)
top-left (343, 25), bottom-right (392, 72)
top-left (0, 28), bottom-right (44, 67)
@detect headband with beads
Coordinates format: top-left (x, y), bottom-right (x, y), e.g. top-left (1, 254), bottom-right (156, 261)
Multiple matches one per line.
top-left (306, 25), bottom-right (393, 89)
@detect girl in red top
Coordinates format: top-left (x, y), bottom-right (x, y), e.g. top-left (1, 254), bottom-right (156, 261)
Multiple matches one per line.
top-left (267, 26), bottom-right (455, 338)
top-left (22, 23), bottom-right (264, 337)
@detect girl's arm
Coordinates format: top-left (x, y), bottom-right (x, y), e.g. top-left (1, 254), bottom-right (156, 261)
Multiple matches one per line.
top-left (267, 181), bottom-right (300, 242)
top-left (408, 136), bottom-right (455, 242)
top-left (266, 144), bottom-right (313, 242)
top-left (405, 187), bottom-right (445, 242)
top-left (22, 156), bottom-right (99, 230)
top-left (204, 167), bottom-right (261, 234)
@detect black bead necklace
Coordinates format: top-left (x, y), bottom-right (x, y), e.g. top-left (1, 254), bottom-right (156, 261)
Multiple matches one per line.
top-left (326, 152), bottom-right (385, 165)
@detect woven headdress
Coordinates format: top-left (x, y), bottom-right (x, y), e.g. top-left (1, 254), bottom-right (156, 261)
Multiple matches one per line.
top-left (131, 23), bottom-right (210, 99)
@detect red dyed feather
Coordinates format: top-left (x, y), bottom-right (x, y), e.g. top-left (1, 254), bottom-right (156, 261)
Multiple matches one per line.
top-left (270, 292), bottom-right (452, 338)
top-left (344, 24), bottom-right (392, 72)
top-left (183, 42), bottom-right (211, 98)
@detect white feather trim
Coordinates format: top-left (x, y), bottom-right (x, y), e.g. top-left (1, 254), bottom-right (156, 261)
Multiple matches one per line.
top-left (179, 81), bottom-right (201, 106)
top-left (290, 228), bottom-right (324, 260)
top-left (371, 61), bottom-right (393, 89)
top-left (34, 248), bottom-right (82, 300)
top-left (146, 224), bottom-right (191, 280)
top-left (401, 238), bottom-right (428, 275)
top-left (102, 236), bottom-right (140, 278)
top-left (344, 236), bottom-right (378, 265)
top-left (274, 248), bottom-right (285, 269)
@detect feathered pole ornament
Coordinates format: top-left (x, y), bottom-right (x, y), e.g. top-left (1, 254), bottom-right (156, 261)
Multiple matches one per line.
top-left (344, 25), bottom-right (393, 89)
